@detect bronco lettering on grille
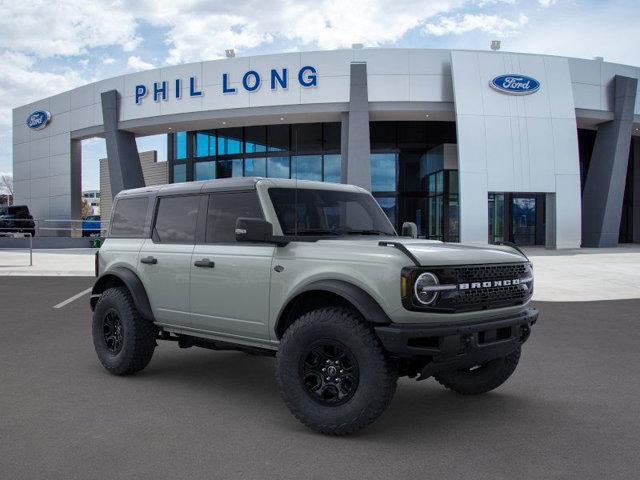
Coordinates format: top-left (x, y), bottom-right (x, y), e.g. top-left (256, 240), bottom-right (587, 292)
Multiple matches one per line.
top-left (459, 279), bottom-right (520, 290)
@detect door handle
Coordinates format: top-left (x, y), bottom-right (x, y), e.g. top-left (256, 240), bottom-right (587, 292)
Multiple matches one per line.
top-left (140, 256), bottom-right (157, 265)
top-left (194, 258), bottom-right (215, 268)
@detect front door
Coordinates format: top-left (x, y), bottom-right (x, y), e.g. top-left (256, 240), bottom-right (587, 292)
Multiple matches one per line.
top-left (189, 191), bottom-right (274, 341)
top-left (510, 195), bottom-right (537, 246)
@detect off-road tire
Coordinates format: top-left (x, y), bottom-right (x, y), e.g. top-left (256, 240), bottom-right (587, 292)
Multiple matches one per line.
top-left (275, 307), bottom-right (398, 436)
top-left (92, 287), bottom-right (156, 376)
top-left (434, 347), bottom-right (521, 395)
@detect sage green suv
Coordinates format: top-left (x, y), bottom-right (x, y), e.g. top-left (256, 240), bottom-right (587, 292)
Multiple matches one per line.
top-left (90, 177), bottom-right (538, 435)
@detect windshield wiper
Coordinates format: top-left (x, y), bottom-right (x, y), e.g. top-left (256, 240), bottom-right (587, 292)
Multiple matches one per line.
top-left (284, 228), bottom-right (344, 236)
top-left (344, 229), bottom-right (390, 236)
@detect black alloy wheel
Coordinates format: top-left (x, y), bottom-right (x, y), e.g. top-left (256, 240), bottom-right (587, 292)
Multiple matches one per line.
top-left (300, 341), bottom-right (359, 406)
top-left (102, 309), bottom-right (124, 355)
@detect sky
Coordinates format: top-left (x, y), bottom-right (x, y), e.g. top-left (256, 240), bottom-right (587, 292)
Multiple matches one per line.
top-left (0, 0), bottom-right (639, 192)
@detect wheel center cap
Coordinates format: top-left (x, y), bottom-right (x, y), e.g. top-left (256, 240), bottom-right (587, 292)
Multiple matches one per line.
top-left (327, 366), bottom-right (337, 376)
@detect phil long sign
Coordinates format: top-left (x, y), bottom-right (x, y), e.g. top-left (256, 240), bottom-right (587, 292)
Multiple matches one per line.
top-left (490, 74), bottom-right (540, 95)
top-left (135, 66), bottom-right (318, 105)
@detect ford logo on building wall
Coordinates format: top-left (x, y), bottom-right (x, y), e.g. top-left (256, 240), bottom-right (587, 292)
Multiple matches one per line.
top-left (26, 110), bottom-right (51, 130)
top-left (490, 74), bottom-right (540, 95)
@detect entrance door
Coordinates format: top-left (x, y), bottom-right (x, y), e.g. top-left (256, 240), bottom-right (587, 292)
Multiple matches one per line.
top-left (510, 195), bottom-right (537, 246)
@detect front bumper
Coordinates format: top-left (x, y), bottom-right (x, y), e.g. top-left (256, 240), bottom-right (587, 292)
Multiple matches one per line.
top-left (374, 307), bottom-right (538, 379)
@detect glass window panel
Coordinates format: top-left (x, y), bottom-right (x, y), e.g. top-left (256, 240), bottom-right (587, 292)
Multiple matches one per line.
top-left (292, 155), bottom-right (322, 181)
top-left (195, 131), bottom-right (215, 157)
top-left (436, 171), bottom-right (444, 195)
top-left (370, 153), bottom-right (396, 192)
top-left (194, 161), bottom-right (216, 181)
top-left (267, 124), bottom-right (289, 152)
top-left (110, 197), bottom-right (148, 238)
top-left (216, 159), bottom-right (243, 178)
top-left (323, 123), bottom-right (341, 152)
top-left (267, 156), bottom-right (290, 178)
top-left (245, 126), bottom-right (267, 153)
top-left (292, 123), bottom-right (322, 153)
top-left (173, 163), bottom-right (186, 183)
top-left (323, 154), bottom-right (341, 183)
top-left (448, 170), bottom-right (459, 195)
top-left (428, 174), bottom-right (436, 195)
top-left (174, 131), bottom-right (187, 160)
top-left (154, 195), bottom-right (200, 244)
top-left (245, 157), bottom-right (266, 177)
top-left (206, 192), bottom-right (263, 244)
top-left (217, 127), bottom-right (243, 155)
top-left (374, 196), bottom-right (397, 227)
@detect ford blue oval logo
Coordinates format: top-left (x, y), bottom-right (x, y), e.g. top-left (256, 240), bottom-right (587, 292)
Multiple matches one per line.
top-left (26, 110), bottom-right (51, 130)
top-left (490, 74), bottom-right (540, 95)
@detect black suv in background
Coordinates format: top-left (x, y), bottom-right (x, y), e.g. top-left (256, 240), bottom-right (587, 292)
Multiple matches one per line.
top-left (0, 205), bottom-right (36, 237)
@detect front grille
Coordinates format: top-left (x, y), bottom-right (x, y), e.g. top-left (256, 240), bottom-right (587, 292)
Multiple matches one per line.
top-left (408, 262), bottom-right (533, 313)
top-left (451, 263), bottom-right (528, 283)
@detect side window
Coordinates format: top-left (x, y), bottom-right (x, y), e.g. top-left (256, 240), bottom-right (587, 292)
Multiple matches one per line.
top-left (205, 192), bottom-right (263, 244)
top-left (110, 197), bottom-right (149, 237)
top-left (153, 195), bottom-right (200, 244)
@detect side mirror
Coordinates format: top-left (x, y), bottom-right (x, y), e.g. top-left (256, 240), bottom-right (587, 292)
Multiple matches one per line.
top-left (401, 222), bottom-right (418, 239)
top-left (235, 217), bottom-right (274, 243)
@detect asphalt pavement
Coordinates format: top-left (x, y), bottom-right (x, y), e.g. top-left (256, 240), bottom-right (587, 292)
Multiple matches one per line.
top-left (1, 277), bottom-right (639, 479)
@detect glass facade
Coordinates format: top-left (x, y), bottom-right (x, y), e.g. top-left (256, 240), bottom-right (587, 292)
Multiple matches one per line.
top-left (369, 121), bottom-right (459, 241)
top-left (168, 123), bottom-right (341, 183)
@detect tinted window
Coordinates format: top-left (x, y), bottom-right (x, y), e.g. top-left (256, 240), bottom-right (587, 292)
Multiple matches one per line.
top-left (110, 197), bottom-right (149, 237)
top-left (153, 195), bottom-right (200, 243)
top-left (206, 192), bottom-right (263, 243)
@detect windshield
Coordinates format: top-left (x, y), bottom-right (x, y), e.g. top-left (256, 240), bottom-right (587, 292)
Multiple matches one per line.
top-left (268, 188), bottom-right (396, 237)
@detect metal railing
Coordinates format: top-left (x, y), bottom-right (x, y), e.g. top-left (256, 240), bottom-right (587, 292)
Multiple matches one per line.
top-left (0, 218), bottom-right (110, 267)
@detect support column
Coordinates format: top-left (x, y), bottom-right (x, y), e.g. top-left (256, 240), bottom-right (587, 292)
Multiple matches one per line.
top-left (101, 90), bottom-right (145, 199)
top-left (582, 75), bottom-right (638, 247)
top-left (633, 139), bottom-right (640, 243)
top-left (341, 63), bottom-right (371, 190)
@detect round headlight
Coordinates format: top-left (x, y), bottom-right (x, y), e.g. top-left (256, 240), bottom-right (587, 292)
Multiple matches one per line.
top-left (413, 272), bottom-right (440, 305)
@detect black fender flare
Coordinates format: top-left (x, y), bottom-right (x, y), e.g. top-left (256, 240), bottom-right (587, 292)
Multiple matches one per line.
top-left (91, 266), bottom-right (155, 322)
top-left (275, 279), bottom-right (391, 337)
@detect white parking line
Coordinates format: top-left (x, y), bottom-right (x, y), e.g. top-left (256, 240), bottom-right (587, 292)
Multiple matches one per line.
top-left (53, 288), bottom-right (92, 309)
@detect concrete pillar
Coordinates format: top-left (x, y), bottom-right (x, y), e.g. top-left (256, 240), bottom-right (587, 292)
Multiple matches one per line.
top-left (101, 90), bottom-right (145, 199)
top-left (582, 75), bottom-right (638, 247)
top-left (633, 138), bottom-right (640, 243)
top-left (341, 63), bottom-right (371, 190)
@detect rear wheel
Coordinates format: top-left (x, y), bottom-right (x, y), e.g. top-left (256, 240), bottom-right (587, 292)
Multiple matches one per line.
top-left (434, 348), bottom-right (521, 395)
top-left (92, 287), bottom-right (157, 375)
top-left (276, 307), bottom-right (397, 435)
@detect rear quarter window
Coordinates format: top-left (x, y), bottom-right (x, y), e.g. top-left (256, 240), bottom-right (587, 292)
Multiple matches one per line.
top-left (110, 197), bottom-right (149, 237)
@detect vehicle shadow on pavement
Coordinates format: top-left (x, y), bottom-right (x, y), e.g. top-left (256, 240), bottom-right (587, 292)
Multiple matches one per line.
top-left (108, 344), bottom-right (557, 442)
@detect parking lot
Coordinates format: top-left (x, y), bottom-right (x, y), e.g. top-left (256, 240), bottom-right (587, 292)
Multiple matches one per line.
top-left (1, 276), bottom-right (639, 479)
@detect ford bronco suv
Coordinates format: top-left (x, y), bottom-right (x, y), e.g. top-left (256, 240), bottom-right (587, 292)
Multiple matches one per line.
top-left (91, 178), bottom-right (537, 435)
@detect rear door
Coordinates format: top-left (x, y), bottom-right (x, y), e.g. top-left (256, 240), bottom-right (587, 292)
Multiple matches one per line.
top-left (137, 194), bottom-right (201, 326)
top-left (189, 191), bottom-right (274, 340)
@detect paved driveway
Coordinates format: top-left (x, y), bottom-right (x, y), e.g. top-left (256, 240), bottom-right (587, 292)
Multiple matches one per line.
top-left (1, 277), bottom-right (639, 479)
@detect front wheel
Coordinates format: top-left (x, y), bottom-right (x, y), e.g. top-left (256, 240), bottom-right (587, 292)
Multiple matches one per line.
top-left (434, 347), bottom-right (521, 395)
top-left (275, 307), bottom-right (398, 436)
top-left (92, 287), bottom-right (157, 375)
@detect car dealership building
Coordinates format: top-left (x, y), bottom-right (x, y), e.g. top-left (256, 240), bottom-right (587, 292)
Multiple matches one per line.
top-left (11, 48), bottom-right (640, 247)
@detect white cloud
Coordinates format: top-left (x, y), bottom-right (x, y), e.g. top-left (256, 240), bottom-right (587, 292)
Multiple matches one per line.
top-left (102, 57), bottom-right (116, 65)
top-left (424, 13), bottom-right (529, 36)
top-left (126, 56), bottom-right (156, 72)
top-left (538, 0), bottom-right (558, 7)
top-left (0, 51), bottom-right (86, 125)
top-left (135, 0), bottom-right (465, 64)
top-left (0, 0), bottom-right (141, 57)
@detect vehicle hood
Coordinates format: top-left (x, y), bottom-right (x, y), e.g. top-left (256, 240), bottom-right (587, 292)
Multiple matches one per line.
top-left (322, 237), bottom-right (527, 266)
